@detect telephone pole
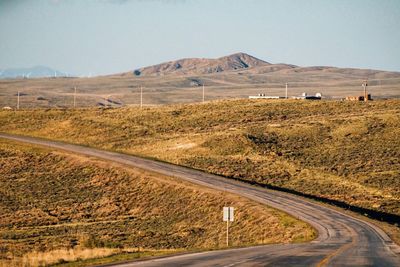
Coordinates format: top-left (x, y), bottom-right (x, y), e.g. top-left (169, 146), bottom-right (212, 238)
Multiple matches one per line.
top-left (202, 83), bottom-right (205, 103)
top-left (285, 83), bottom-right (288, 99)
top-left (140, 86), bottom-right (143, 109)
top-left (17, 91), bottom-right (20, 109)
top-left (362, 79), bottom-right (368, 102)
top-left (73, 86), bottom-right (77, 108)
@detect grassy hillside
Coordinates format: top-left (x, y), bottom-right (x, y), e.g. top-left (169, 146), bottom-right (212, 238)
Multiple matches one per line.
top-left (0, 99), bottom-right (399, 220)
top-left (0, 139), bottom-right (314, 267)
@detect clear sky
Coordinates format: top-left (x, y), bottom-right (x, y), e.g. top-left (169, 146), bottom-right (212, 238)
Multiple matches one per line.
top-left (1, 0), bottom-right (400, 75)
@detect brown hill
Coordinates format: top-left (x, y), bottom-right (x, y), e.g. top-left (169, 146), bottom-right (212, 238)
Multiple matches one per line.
top-left (134, 52), bottom-right (271, 76)
top-left (1, 52), bottom-right (400, 109)
top-left (131, 52), bottom-right (400, 80)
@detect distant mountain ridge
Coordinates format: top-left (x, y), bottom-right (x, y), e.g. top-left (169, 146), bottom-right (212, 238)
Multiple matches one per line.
top-left (130, 52), bottom-right (400, 80)
top-left (0, 66), bottom-right (68, 79)
top-left (133, 52), bottom-right (272, 76)
top-left (3, 53), bottom-right (399, 80)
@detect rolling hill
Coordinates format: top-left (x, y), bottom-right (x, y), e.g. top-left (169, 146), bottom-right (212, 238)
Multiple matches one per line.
top-left (0, 52), bottom-right (400, 109)
top-left (1, 99), bottom-right (399, 223)
top-left (0, 138), bottom-right (314, 266)
top-left (130, 52), bottom-right (400, 80)
top-left (133, 52), bottom-right (271, 76)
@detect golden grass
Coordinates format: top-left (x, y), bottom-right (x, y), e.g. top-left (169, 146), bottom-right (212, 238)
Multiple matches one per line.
top-left (3, 248), bottom-right (118, 267)
top-left (0, 100), bottom-right (399, 217)
top-left (1, 248), bottom-right (181, 267)
top-left (1, 99), bottom-right (399, 245)
top-left (0, 139), bottom-right (315, 267)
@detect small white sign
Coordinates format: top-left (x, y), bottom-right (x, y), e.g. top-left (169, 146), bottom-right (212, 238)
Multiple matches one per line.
top-left (223, 207), bottom-right (234, 222)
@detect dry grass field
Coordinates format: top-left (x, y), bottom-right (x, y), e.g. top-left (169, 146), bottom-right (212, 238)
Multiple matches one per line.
top-left (0, 99), bottom-right (399, 222)
top-left (0, 139), bottom-right (314, 267)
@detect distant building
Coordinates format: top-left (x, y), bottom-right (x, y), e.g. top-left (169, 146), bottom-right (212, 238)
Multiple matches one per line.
top-left (292, 92), bottom-right (322, 100)
top-left (189, 79), bottom-right (202, 87)
top-left (249, 93), bottom-right (284, 99)
top-left (346, 94), bottom-right (372, 101)
top-left (346, 80), bottom-right (372, 101)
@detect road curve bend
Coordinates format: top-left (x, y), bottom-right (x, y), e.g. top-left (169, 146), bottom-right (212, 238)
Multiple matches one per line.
top-left (1, 133), bottom-right (399, 267)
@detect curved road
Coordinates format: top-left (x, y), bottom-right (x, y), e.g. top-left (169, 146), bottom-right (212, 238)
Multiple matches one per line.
top-left (1, 133), bottom-right (399, 267)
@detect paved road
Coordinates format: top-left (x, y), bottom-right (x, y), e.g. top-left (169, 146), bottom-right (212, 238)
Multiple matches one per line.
top-left (1, 133), bottom-right (399, 267)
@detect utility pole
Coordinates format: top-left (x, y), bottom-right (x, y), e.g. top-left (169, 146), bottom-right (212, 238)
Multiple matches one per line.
top-left (202, 83), bottom-right (205, 103)
top-left (365, 79), bottom-right (368, 101)
top-left (140, 86), bottom-right (143, 109)
top-left (17, 91), bottom-right (20, 109)
top-left (285, 83), bottom-right (288, 99)
top-left (363, 79), bottom-right (368, 101)
top-left (73, 86), bottom-right (77, 108)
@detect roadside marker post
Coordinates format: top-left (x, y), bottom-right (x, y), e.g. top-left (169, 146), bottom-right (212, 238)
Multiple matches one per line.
top-left (223, 207), bottom-right (234, 247)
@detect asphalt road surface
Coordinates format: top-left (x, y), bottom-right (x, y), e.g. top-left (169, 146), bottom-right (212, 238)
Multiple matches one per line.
top-left (1, 133), bottom-right (399, 267)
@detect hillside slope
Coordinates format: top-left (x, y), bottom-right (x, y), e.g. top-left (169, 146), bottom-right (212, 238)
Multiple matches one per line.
top-left (133, 52), bottom-right (270, 76)
top-left (0, 139), bottom-right (314, 267)
top-left (0, 100), bottom-right (399, 222)
top-left (131, 52), bottom-right (400, 80)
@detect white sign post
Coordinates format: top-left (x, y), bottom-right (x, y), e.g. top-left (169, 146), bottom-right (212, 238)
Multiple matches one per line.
top-left (223, 207), bottom-right (234, 247)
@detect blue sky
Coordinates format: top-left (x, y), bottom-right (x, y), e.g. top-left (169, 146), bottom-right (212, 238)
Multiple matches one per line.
top-left (1, 0), bottom-right (400, 75)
